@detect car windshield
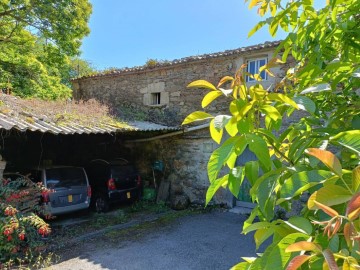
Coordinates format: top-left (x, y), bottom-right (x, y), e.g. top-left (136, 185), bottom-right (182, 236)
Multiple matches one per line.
top-left (111, 165), bottom-right (136, 178)
top-left (45, 168), bottom-right (87, 188)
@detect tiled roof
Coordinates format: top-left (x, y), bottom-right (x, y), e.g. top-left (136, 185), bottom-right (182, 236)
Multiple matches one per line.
top-left (0, 94), bottom-right (180, 135)
top-left (73, 40), bottom-right (281, 81)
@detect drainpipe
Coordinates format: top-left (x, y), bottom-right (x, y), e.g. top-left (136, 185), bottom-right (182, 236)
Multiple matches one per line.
top-left (126, 123), bottom-right (209, 143)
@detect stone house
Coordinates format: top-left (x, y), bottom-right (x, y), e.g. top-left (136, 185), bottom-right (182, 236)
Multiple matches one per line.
top-left (71, 40), bottom-right (288, 207)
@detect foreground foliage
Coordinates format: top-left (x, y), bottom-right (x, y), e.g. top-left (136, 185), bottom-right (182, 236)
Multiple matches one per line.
top-left (183, 0), bottom-right (359, 268)
top-left (0, 0), bottom-right (92, 99)
top-left (0, 175), bottom-right (51, 263)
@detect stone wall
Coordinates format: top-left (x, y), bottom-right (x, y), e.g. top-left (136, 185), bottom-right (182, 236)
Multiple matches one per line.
top-left (72, 47), bottom-right (284, 126)
top-left (125, 128), bottom-right (234, 207)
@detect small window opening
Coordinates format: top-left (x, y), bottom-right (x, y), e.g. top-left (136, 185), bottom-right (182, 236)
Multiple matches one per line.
top-left (151, 93), bottom-right (161, 105)
top-left (246, 58), bottom-right (268, 82)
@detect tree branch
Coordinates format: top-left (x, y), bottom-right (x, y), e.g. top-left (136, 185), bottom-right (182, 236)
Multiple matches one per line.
top-left (0, 6), bottom-right (26, 18)
top-left (0, 22), bottom-right (19, 43)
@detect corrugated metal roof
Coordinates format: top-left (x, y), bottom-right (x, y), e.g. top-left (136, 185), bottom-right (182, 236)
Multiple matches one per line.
top-left (0, 112), bottom-right (180, 134)
top-left (0, 95), bottom-right (180, 135)
top-left (72, 40), bottom-right (281, 81)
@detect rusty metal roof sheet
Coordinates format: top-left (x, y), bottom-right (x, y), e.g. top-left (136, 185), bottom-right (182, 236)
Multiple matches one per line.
top-left (72, 40), bottom-right (282, 81)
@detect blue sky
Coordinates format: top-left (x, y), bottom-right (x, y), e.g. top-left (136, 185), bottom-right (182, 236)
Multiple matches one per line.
top-left (80, 0), bottom-right (286, 70)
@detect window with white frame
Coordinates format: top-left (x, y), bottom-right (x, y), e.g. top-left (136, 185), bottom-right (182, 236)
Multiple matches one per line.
top-left (246, 58), bottom-right (268, 82)
top-left (151, 92), bottom-right (161, 105)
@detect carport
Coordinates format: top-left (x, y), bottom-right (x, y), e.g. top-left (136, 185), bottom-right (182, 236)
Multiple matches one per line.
top-left (0, 94), bottom-right (234, 207)
top-left (0, 94), bottom-right (182, 175)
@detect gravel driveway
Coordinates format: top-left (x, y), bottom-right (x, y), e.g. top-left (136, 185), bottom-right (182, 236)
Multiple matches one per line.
top-left (49, 211), bottom-right (258, 270)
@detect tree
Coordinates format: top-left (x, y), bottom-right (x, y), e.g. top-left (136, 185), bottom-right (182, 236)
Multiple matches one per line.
top-left (68, 58), bottom-right (96, 80)
top-left (0, 0), bottom-right (92, 99)
top-left (183, 0), bottom-right (360, 268)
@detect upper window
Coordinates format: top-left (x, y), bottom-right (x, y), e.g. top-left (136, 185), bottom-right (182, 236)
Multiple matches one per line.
top-left (151, 92), bottom-right (161, 105)
top-left (246, 58), bottom-right (268, 82)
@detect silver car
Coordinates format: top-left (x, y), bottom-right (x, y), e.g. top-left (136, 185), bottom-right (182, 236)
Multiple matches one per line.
top-left (29, 166), bottom-right (91, 216)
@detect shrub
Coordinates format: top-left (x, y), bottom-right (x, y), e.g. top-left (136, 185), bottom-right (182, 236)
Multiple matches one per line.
top-left (0, 175), bottom-right (51, 263)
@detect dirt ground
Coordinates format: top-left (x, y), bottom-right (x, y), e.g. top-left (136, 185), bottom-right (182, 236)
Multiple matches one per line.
top-left (48, 210), bottom-right (259, 270)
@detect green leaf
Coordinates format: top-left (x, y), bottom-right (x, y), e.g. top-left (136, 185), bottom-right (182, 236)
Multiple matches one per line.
top-left (243, 221), bottom-right (272, 234)
top-left (237, 118), bottom-right (251, 134)
top-left (255, 228), bottom-right (274, 249)
top-left (330, 130), bottom-right (360, 155)
top-left (247, 134), bottom-right (272, 171)
top-left (202, 91), bottom-right (222, 108)
top-left (300, 83), bottom-right (331, 94)
top-left (248, 21), bottom-right (266, 38)
top-left (292, 96), bottom-right (316, 114)
top-left (257, 174), bottom-right (277, 220)
top-left (243, 206), bottom-right (258, 232)
top-left (251, 168), bottom-right (286, 197)
top-left (245, 161), bottom-right (259, 186)
top-left (228, 167), bottom-right (245, 197)
top-left (267, 93), bottom-right (299, 109)
top-left (187, 80), bottom-right (217, 91)
top-left (182, 111), bottom-right (213, 125)
top-left (305, 148), bottom-right (342, 177)
top-left (206, 175), bottom-right (228, 205)
top-left (269, 20), bottom-right (279, 37)
top-left (280, 170), bottom-right (334, 200)
top-left (257, 128), bottom-right (279, 145)
top-left (225, 117), bottom-right (238, 137)
top-left (210, 119), bottom-right (223, 144)
top-left (207, 136), bottom-right (246, 183)
top-left (328, 234), bottom-right (339, 253)
top-left (352, 166), bottom-right (360, 192)
top-left (227, 152), bottom-right (238, 169)
top-left (260, 105), bottom-right (281, 121)
top-left (285, 217), bottom-right (313, 235)
top-left (263, 233), bottom-right (309, 270)
top-left (308, 184), bottom-right (352, 209)
top-left (238, 102), bottom-right (254, 120)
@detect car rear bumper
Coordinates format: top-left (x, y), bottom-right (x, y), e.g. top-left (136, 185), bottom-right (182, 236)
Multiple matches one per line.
top-left (108, 187), bottom-right (140, 202)
top-left (44, 199), bottom-right (91, 215)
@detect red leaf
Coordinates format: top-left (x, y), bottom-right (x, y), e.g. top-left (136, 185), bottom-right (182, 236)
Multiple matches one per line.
top-left (286, 255), bottom-right (311, 270)
top-left (306, 148), bottom-right (342, 176)
top-left (322, 249), bottom-right (339, 270)
top-left (346, 193), bottom-right (360, 221)
top-left (286, 241), bottom-right (322, 253)
top-left (217, 76), bottom-right (234, 88)
top-left (343, 223), bottom-right (354, 247)
top-left (314, 201), bottom-right (339, 217)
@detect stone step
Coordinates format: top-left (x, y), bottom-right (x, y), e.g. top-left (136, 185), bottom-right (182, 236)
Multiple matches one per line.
top-left (229, 206), bottom-right (253, 215)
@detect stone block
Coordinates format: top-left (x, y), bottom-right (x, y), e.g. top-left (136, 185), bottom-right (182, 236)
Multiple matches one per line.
top-left (170, 194), bottom-right (190, 210)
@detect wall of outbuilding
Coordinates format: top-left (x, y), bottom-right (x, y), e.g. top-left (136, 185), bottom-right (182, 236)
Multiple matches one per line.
top-left (71, 44), bottom-right (295, 207)
top-left (72, 47), bottom-right (284, 126)
top-left (125, 129), bottom-right (234, 207)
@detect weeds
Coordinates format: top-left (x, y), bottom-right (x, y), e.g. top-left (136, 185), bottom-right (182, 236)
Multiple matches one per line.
top-left (0, 94), bottom-right (132, 130)
top-left (129, 200), bottom-right (169, 214)
top-left (0, 252), bottom-right (59, 270)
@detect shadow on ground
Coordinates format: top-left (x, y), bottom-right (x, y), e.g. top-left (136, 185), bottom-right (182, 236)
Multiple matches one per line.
top-left (48, 211), bottom-right (263, 270)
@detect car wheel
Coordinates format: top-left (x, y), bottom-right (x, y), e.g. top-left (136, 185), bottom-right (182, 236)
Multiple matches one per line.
top-left (94, 194), bottom-right (109, 213)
